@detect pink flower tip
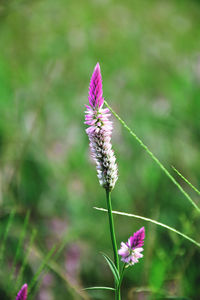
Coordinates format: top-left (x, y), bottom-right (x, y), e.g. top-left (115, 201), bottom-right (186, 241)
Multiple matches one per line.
top-left (128, 226), bottom-right (145, 249)
top-left (88, 62), bottom-right (104, 109)
top-left (16, 283), bottom-right (28, 300)
top-left (93, 62), bottom-right (100, 75)
top-left (95, 62), bottom-right (100, 69)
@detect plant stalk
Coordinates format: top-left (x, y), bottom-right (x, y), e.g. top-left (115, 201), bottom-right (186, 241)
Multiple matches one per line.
top-left (117, 263), bottom-right (126, 293)
top-left (105, 189), bottom-right (120, 299)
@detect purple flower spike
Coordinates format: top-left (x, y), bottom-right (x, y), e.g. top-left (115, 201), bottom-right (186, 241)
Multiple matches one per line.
top-left (16, 284), bottom-right (28, 300)
top-left (85, 63), bottom-right (118, 191)
top-left (118, 227), bottom-right (145, 267)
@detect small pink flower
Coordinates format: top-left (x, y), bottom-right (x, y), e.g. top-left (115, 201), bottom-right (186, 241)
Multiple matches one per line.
top-left (85, 63), bottom-right (118, 190)
top-left (16, 284), bottom-right (28, 300)
top-left (118, 227), bottom-right (145, 267)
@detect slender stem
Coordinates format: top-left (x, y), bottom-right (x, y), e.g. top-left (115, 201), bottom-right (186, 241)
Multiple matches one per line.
top-left (105, 189), bottom-right (120, 299)
top-left (118, 263), bottom-right (126, 289)
top-left (116, 264), bottom-right (126, 300)
top-left (105, 189), bottom-right (119, 270)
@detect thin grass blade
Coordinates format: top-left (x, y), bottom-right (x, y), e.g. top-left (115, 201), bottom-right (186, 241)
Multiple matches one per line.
top-left (105, 100), bottom-right (200, 213)
top-left (0, 208), bottom-right (16, 265)
top-left (84, 286), bottom-right (115, 291)
top-left (29, 238), bottom-right (90, 300)
top-left (10, 210), bottom-right (30, 281)
top-left (29, 244), bottom-right (56, 293)
top-left (94, 207), bottom-right (200, 248)
top-left (172, 166), bottom-right (200, 197)
top-left (15, 228), bottom-right (37, 293)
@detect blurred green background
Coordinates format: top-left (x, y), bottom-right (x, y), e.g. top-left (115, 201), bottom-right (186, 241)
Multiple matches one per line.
top-left (0, 0), bottom-right (200, 299)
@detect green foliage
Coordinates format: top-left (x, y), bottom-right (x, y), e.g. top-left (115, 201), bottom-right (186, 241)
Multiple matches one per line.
top-left (10, 210), bottom-right (30, 281)
top-left (0, 209), bottom-right (15, 266)
top-left (15, 229), bottom-right (37, 293)
top-left (0, 0), bottom-right (200, 299)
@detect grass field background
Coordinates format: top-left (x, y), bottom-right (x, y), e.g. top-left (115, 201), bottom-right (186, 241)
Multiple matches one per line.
top-left (0, 0), bottom-right (200, 299)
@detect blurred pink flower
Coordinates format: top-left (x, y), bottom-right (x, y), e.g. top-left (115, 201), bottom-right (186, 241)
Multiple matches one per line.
top-left (65, 243), bottom-right (81, 285)
top-left (16, 284), bottom-right (28, 300)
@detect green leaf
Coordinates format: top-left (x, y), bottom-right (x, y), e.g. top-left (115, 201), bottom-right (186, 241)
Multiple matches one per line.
top-left (101, 253), bottom-right (120, 284)
top-left (83, 286), bottom-right (115, 291)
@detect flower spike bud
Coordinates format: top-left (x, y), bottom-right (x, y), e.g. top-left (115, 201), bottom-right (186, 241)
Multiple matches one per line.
top-left (16, 284), bottom-right (28, 300)
top-left (85, 63), bottom-right (118, 191)
top-left (118, 227), bottom-right (145, 267)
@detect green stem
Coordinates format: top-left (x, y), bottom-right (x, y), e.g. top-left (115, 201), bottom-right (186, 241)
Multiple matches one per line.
top-left (116, 264), bottom-right (126, 299)
top-left (106, 189), bottom-right (119, 270)
top-left (118, 263), bottom-right (126, 291)
top-left (105, 189), bottom-right (120, 299)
